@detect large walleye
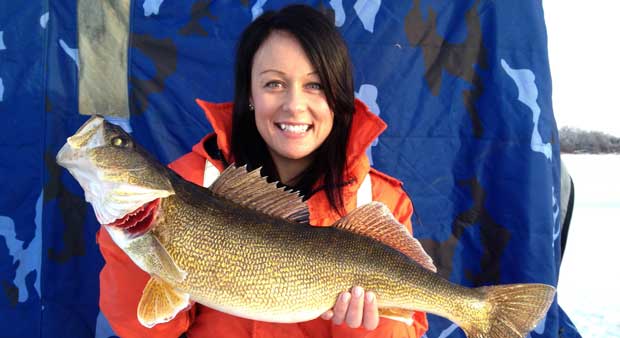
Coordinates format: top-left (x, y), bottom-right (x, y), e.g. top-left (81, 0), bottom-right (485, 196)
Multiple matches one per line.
top-left (57, 116), bottom-right (555, 338)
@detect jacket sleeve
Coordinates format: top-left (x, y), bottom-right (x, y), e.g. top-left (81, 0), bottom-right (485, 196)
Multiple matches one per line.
top-left (97, 229), bottom-right (194, 338)
top-left (330, 319), bottom-right (424, 338)
top-left (97, 152), bottom-right (208, 338)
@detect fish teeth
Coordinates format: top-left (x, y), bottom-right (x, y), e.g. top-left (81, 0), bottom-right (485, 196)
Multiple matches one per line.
top-left (277, 123), bottom-right (309, 133)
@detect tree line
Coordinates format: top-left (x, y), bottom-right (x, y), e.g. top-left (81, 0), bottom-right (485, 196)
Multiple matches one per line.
top-left (559, 127), bottom-right (620, 153)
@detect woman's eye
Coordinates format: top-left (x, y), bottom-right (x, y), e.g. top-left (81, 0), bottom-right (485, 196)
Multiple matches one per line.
top-left (307, 82), bottom-right (323, 90)
top-left (265, 81), bottom-right (284, 89)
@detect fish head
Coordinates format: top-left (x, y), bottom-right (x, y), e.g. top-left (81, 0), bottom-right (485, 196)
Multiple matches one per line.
top-left (56, 116), bottom-right (174, 238)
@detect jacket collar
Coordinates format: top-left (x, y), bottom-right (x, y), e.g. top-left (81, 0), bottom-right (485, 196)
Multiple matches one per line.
top-left (193, 98), bottom-right (386, 178)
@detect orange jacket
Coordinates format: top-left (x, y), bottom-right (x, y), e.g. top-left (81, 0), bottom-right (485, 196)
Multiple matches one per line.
top-left (97, 99), bottom-right (428, 338)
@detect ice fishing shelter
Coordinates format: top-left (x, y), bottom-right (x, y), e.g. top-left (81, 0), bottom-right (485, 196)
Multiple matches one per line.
top-left (0, 0), bottom-right (580, 337)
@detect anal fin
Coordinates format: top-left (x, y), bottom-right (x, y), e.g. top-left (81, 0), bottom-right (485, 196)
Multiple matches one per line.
top-left (137, 277), bottom-right (191, 328)
top-left (379, 308), bottom-right (415, 326)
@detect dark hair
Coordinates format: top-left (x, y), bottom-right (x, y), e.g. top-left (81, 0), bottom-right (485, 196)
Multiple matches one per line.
top-left (231, 4), bottom-right (355, 215)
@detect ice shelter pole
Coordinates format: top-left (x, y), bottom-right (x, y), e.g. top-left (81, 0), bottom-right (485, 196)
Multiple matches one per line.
top-left (78, 0), bottom-right (131, 118)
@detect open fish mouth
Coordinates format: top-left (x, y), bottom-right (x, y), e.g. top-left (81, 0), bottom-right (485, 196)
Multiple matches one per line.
top-left (105, 199), bottom-right (160, 236)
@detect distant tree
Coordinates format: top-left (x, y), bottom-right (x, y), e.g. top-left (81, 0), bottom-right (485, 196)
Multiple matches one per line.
top-left (559, 127), bottom-right (620, 154)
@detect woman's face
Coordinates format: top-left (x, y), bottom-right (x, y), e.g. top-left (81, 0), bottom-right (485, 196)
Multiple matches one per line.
top-left (250, 31), bottom-right (334, 171)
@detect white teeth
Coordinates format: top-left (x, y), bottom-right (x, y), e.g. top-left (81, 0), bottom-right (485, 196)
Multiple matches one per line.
top-left (277, 124), bottom-right (309, 133)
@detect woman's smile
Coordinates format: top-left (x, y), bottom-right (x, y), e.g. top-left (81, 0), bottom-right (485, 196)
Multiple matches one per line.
top-left (275, 122), bottom-right (312, 135)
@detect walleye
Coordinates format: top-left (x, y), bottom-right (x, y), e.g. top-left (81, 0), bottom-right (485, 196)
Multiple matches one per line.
top-left (57, 116), bottom-right (555, 338)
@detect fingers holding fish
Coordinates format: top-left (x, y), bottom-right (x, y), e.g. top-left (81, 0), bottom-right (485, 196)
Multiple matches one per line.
top-left (362, 291), bottom-right (379, 330)
top-left (323, 286), bottom-right (379, 330)
top-left (329, 291), bottom-right (351, 325)
top-left (344, 286), bottom-right (364, 328)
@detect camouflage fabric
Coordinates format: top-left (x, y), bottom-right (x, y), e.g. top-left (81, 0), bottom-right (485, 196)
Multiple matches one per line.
top-left (0, 1), bottom-right (580, 337)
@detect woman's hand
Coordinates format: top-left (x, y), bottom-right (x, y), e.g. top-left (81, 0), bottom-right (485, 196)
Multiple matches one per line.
top-left (320, 286), bottom-right (379, 330)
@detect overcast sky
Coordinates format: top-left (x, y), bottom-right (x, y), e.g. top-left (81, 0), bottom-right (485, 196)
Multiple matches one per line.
top-left (543, 1), bottom-right (620, 137)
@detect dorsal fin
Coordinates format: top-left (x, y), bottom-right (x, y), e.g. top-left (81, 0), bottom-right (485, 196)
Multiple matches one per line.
top-left (333, 202), bottom-right (436, 272)
top-left (209, 165), bottom-right (309, 223)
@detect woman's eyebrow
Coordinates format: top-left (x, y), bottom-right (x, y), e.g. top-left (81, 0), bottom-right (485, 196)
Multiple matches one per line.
top-left (258, 69), bottom-right (319, 76)
top-left (259, 69), bottom-right (285, 75)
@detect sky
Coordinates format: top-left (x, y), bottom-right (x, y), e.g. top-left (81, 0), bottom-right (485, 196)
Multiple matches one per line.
top-left (543, 1), bottom-right (620, 137)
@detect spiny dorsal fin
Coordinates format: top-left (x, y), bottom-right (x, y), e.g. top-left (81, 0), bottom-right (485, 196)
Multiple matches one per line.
top-left (333, 202), bottom-right (436, 272)
top-left (209, 165), bottom-right (309, 223)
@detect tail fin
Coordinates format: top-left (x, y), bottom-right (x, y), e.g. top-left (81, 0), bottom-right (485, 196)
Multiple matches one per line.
top-left (461, 284), bottom-right (555, 338)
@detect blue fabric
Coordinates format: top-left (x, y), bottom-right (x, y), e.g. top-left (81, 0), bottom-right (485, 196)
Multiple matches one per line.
top-left (0, 1), bottom-right (579, 337)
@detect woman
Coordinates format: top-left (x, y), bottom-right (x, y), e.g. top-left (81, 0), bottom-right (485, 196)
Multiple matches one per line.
top-left (97, 4), bottom-right (428, 337)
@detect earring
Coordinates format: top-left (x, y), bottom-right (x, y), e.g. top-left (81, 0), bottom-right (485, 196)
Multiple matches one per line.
top-left (249, 103), bottom-right (255, 111)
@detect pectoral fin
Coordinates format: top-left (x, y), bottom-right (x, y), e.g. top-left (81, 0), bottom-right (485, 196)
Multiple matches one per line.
top-left (137, 277), bottom-right (191, 328)
top-left (149, 234), bottom-right (188, 282)
top-left (378, 308), bottom-right (415, 326)
top-left (129, 233), bottom-right (187, 283)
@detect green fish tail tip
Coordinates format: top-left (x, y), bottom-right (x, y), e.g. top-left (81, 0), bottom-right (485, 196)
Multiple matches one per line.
top-left (462, 283), bottom-right (556, 338)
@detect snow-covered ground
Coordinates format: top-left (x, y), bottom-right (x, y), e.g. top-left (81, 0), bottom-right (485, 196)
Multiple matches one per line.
top-left (558, 154), bottom-right (620, 337)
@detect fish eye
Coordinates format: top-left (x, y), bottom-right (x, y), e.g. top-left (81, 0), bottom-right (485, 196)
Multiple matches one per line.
top-left (111, 136), bottom-right (127, 147)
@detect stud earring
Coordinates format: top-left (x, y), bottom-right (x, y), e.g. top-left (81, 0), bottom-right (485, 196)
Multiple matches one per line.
top-left (249, 103), bottom-right (255, 111)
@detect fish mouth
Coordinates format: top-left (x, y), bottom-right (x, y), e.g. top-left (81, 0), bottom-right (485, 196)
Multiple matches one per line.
top-left (105, 199), bottom-right (160, 236)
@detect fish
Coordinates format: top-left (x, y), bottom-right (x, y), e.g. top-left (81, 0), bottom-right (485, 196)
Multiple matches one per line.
top-left (56, 115), bottom-right (556, 338)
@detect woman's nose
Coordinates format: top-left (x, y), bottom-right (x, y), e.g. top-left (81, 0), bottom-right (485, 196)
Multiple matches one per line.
top-left (283, 86), bottom-right (306, 114)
